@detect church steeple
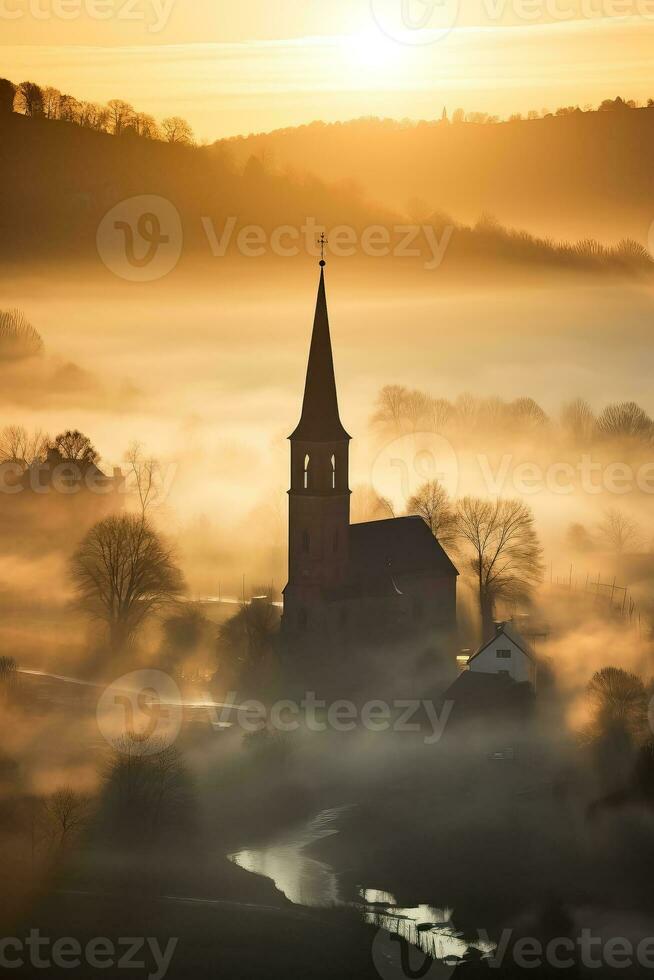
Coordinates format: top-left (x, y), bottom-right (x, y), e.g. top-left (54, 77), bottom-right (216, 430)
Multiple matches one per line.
top-left (290, 260), bottom-right (350, 443)
top-left (283, 259), bottom-right (351, 624)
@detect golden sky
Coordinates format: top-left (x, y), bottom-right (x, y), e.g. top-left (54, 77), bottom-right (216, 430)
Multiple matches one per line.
top-left (2, 1), bottom-right (654, 139)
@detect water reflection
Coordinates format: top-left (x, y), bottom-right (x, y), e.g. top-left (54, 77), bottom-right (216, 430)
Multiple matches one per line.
top-left (230, 808), bottom-right (496, 966)
top-left (361, 895), bottom-right (495, 965)
top-left (229, 806), bottom-right (352, 907)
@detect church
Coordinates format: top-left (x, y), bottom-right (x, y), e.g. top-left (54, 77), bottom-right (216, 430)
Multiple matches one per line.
top-left (281, 259), bottom-right (459, 666)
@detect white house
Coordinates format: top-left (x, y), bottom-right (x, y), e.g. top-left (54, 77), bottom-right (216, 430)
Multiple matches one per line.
top-left (466, 623), bottom-right (537, 687)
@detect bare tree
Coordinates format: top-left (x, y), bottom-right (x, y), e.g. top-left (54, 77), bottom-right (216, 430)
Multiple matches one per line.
top-left (42, 787), bottom-right (92, 852)
top-left (584, 666), bottom-right (649, 772)
top-left (132, 112), bottom-right (160, 140)
top-left (41, 86), bottom-right (61, 119)
top-left (52, 430), bottom-right (99, 463)
top-left (71, 515), bottom-right (185, 651)
top-left (218, 597), bottom-right (280, 683)
top-left (78, 102), bottom-right (110, 132)
top-left (597, 401), bottom-right (652, 440)
top-left (0, 309), bottom-right (43, 360)
top-left (58, 94), bottom-right (80, 123)
top-left (0, 78), bottom-right (16, 113)
top-left (509, 397), bottom-right (548, 429)
top-left (15, 81), bottom-right (44, 117)
top-left (560, 398), bottom-right (596, 443)
top-left (596, 508), bottom-right (642, 555)
top-left (457, 496), bottom-right (543, 635)
top-left (161, 116), bottom-right (194, 145)
top-left (426, 397), bottom-right (454, 432)
top-left (125, 441), bottom-right (164, 518)
top-left (370, 385), bottom-right (409, 434)
top-left (403, 389), bottom-right (432, 432)
top-left (107, 99), bottom-right (135, 135)
top-left (0, 426), bottom-right (49, 466)
top-left (103, 735), bottom-right (192, 842)
top-left (406, 480), bottom-right (458, 551)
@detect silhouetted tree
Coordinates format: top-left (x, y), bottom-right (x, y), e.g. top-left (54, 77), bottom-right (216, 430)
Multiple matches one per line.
top-left (0, 426), bottom-right (49, 466)
top-left (161, 116), bottom-right (194, 145)
top-left (407, 480), bottom-right (458, 551)
top-left (52, 430), bottom-right (99, 463)
top-left (0, 309), bottom-right (43, 360)
top-left (509, 397), bottom-right (548, 429)
top-left (587, 667), bottom-right (648, 737)
top-left (71, 515), bottom-right (185, 651)
top-left (102, 735), bottom-right (193, 846)
top-left (15, 81), bottom-right (44, 117)
top-left (41, 86), bottom-right (61, 120)
top-left (78, 101), bottom-right (109, 132)
top-left (560, 398), bottom-right (595, 443)
top-left (131, 112), bottom-right (160, 139)
top-left (125, 441), bottom-right (165, 517)
top-left (218, 597), bottom-right (279, 687)
top-left (596, 401), bottom-right (652, 439)
top-left (162, 605), bottom-right (208, 658)
top-left (370, 384), bottom-right (409, 433)
top-left (42, 787), bottom-right (91, 852)
top-left (0, 78), bottom-right (16, 113)
top-left (596, 507), bottom-right (642, 555)
top-left (457, 496), bottom-right (543, 635)
top-left (107, 99), bottom-right (134, 135)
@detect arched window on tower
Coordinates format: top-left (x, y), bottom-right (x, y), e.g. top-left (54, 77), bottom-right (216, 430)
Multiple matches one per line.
top-left (303, 454), bottom-right (310, 490)
top-left (331, 454), bottom-right (336, 490)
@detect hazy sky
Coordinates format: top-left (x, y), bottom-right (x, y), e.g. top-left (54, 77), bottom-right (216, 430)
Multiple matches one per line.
top-left (2, 1), bottom-right (654, 139)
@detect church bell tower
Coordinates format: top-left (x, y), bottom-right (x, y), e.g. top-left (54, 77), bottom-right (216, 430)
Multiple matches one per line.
top-left (283, 256), bottom-right (351, 634)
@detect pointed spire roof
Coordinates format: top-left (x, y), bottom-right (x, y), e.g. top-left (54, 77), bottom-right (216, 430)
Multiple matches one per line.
top-left (290, 262), bottom-right (350, 442)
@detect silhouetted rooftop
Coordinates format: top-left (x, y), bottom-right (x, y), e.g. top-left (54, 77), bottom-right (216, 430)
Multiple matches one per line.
top-left (350, 516), bottom-right (459, 579)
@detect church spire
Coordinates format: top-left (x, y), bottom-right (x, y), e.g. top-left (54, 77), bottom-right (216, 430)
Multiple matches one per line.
top-left (290, 259), bottom-right (350, 442)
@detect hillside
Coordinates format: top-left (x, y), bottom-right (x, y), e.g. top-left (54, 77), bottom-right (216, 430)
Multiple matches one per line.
top-left (0, 109), bottom-right (651, 284)
top-left (219, 108), bottom-right (654, 245)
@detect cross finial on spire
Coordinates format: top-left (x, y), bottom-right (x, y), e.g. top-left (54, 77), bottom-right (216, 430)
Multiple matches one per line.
top-left (317, 232), bottom-right (328, 266)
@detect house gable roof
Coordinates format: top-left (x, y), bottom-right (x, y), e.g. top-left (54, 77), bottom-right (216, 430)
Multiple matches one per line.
top-left (467, 623), bottom-right (534, 665)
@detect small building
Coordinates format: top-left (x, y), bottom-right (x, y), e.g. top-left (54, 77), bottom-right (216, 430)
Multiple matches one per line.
top-left (466, 622), bottom-right (537, 687)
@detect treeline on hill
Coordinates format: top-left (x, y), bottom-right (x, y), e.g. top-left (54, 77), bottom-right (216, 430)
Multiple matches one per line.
top-left (370, 385), bottom-right (654, 446)
top-left (0, 78), bottom-right (651, 279)
top-left (218, 98), bottom-right (654, 242)
top-left (0, 76), bottom-right (195, 145)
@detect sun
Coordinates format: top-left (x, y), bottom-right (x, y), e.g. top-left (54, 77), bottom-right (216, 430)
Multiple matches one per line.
top-left (341, 29), bottom-right (407, 75)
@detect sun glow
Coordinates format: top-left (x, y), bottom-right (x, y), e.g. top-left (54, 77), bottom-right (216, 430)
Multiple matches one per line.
top-left (341, 30), bottom-right (407, 75)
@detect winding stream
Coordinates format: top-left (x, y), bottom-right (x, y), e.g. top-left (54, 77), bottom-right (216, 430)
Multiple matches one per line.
top-left (229, 807), bottom-right (496, 966)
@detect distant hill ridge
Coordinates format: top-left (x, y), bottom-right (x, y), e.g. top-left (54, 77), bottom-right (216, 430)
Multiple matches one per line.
top-left (0, 107), bottom-right (651, 282)
top-left (216, 105), bottom-right (654, 244)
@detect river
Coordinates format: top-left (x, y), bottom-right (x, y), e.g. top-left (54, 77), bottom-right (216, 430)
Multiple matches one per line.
top-left (229, 806), bottom-right (496, 967)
